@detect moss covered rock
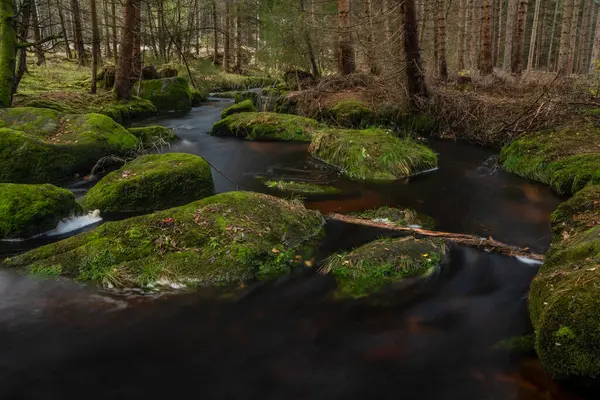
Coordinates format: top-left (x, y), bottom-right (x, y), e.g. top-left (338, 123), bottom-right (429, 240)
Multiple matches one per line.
top-left (128, 126), bottom-right (178, 149)
top-left (191, 89), bottom-right (207, 106)
top-left (309, 128), bottom-right (438, 181)
top-left (321, 237), bottom-right (445, 298)
top-left (324, 99), bottom-right (374, 128)
top-left (0, 183), bottom-right (80, 239)
top-left (501, 124), bottom-right (600, 194)
top-left (0, 108), bottom-right (139, 184)
top-left (80, 153), bottom-right (214, 213)
top-left (551, 184), bottom-right (600, 237)
top-left (264, 180), bottom-right (341, 195)
top-left (351, 206), bottom-right (435, 229)
top-left (101, 98), bottom-right (158, 125)
top-left (135, 77), bottom-right (192, 113)
top-left (210, 112), bottom-right (323, 141)
top-left (4, 192), bottom-right (325, 289)
top-left (221, 99), bottom-right (257, 119)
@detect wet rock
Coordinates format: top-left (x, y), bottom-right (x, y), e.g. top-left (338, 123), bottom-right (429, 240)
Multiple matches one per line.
top-left (501, 124), bottom-right (600, 194)
top-left (0, 183), bottom-right (80, 239)
top-left (134, 77), bottom-right (193, 113)
top-left (309, 128), bottom-right (438, 180)
top-left (221, 99), bottom-right (257, 119)
top-left (4, 192), bottom-right (325, 290)
top-left (321, 236), bottom-right (446, 298)
top-left (210, 112), bottom-right (323, 141)
top-left (80, 153), bottom-right (214, 213)
top-left (0, 108), bottom-right (139, 184)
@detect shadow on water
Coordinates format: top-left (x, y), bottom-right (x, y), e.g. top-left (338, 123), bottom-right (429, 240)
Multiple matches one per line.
top-left (0, 98), bottom-right (587, 398)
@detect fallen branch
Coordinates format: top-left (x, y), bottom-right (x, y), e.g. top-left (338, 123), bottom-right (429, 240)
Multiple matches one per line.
top-left (18, 34), bottom-right (63, 49)
top-left (328, 213), bottom-right (545, 262)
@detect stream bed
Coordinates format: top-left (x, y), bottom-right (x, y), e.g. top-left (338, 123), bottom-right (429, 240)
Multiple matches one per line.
top-left (0, 98), bottom-right (589, 399)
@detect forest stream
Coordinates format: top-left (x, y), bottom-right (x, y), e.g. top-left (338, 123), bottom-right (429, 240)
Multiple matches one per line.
top-left (0, 97), bottom-right (590, 399)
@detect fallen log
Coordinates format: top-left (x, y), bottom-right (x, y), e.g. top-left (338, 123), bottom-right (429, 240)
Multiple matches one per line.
top-left (328, 213), bottom-right (545, 262)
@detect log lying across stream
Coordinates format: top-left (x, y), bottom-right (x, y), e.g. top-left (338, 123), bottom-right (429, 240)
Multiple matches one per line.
top-left (327, 213), bottom-right (545, 262)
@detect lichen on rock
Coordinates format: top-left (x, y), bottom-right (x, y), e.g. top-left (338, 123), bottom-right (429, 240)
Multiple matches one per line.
top-left (321, 237), bottom-right (445, 298)
top-left (0, 183), bottom-right (80, 239)
top-left (3, 192), bottom-right (325, 290)
top-left (80, 153), bottom-right (214, 213)
top-left (210, 112), bottom-right (323, 141)
top-left (309, 128), bottom-right (438, 180)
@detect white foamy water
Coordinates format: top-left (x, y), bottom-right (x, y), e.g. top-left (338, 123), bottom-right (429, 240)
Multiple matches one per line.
top-left (46, 210), bottom-right (103, 237)
top-left (516, 256), bottom-right (543, 266)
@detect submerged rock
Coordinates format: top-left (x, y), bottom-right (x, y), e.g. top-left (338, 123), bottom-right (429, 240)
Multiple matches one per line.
top-left (221, 99), bottom-right (257, 119)
top-left (0, 183), bottom-right (80, 239)
top-left (0, 108), bottom-right (139, 184)
top-left (80, 153), bottom-right (214, 213)
top-left (210, 112), bottom-right (323, 141)
top-left (321, 237), bottom-right (446, 298)
top-left (127, 126), bottom-right (179, 149)
top-left (135, 77), bottom-right (193, 113)
top-left (529, 184), bottom-right (600, 382)
top-left (309, 128), bottom-right (438, 180)
top-left (501, 124), bottom-right (600, 194)
top-left (4, 192), bottom-right (325, 290)
top-left (264, 180), bottom-right (341, 195)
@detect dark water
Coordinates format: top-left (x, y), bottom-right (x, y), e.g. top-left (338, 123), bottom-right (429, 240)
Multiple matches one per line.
top-left (0, 98), bottom-right (587, 399)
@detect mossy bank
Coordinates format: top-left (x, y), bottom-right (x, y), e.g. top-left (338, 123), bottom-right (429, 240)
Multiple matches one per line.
top-left (221, 99), bottom-right (257, 118)
top-left (81, 153), bottom-right (215, 213)
top-left (0, 183), bottom-right (80, 239)
top-left (4, 192), bottom-right (325, 290)
top-left (0, 108), bottom-right (139, 184)
top-left (210, 112), bottom-right (323, 141)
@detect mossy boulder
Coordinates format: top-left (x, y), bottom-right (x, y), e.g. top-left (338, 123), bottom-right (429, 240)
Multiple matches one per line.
top-left (551, 184), bottom-right (600, 237)
top-left (309, 128), bottom-right (438, 180)
top-left (4, 192), bottom-right (325, 289)
top-left (234, 91), bottom-right (259, 105)
top-left (264, 180), bottom-right (341, 195)
top-left (0, 183), bottom-right (80, 239)
top-left (0, 108), bottom-right (139, 184)
top-left (501, 124), bottom-right (600, 194)
top-left (324, 99), bottom-right (374, 128)
top-left (210, 112), bottom-right (323, 141)
top-left (127, 126), bottom-right (178, 149)
top-left (80, 153), bottom-right (214, 213)
top-left (134, 77), bottom-right (192, 113)
top-left (351, 206), bottom-right (435, 229)
top-left (321, 237), bottom-right (446, 298)
top-left (101, 98), bottom-right (158, 125)
top-left (221, 99), bottom-right (257, 119)
top-left (191, 89), bottom-right (207, 106)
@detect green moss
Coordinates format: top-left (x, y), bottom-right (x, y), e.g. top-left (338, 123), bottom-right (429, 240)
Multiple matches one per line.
top-left (551, 184), bottom-right (600, 237)
top-left (101, 98), bottom-right (158, 125)
top-left (0, 183), bottom-right (80, 239)
top-left (309, 128), bottom-right (438, 181)
top-left (4, 192), bottom-right (325, 290)
top-left (221, 99), bottom-right (257, 119)
top-left (351, 206), bottom-right (436, 229)
top-left (264, 180), bottom-right (341, 195)
top-left (321, 237), bottom-right (445, 298)
top-left (18, 98), bottom-right (76, 113)
top-left (212, 91), bottom-right (240, 99)
top-left (210, 112), bottom-right (323, 141)
top-left (128, 126), bottom-right (178, 149)
top-left (501, 125), bottom-right (600, 194)
top-left (134, 77), bottom-right (192, 113)
top-left (80, 153), bottom-right (214, 213)
top-left (494, 335), bottom-right (536, 354)
top-left (190, 89), bottom-right (207, 106)
top-left (234, 91), bottom-right (259, 105)
top-left (325, 99), bottom-right (374, 128)
top-left (0, 108), bottom-right (139, 184)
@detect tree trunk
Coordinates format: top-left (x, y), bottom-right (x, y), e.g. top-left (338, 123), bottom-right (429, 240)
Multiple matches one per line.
top-left (112, 0), bottom-right (118, 64)
top-left (557, 0), bottom-right (574, 73)
top-left (337, 0), bottom-right (355, 75)
top-left (364, 0), bottom-right (379, 74)
top-left (547, 0), bottom-right (560, 70)
top-left (0, 0), bottom-right (18, 107)
top-left (103, 0), bottom-right (112, 57)
top-left (495, 0), bottom-right (503, 66)
top-left (132, 0), bottom-right (142, 77)
top-left (469, 0), bottom-right (481, 70)
top-left (15, 0), bottom-right (30, 92)
top-left (301, 0), bottom-right (320, 76)
top-left (57, 0), bottom-right (73, 59)
top-left (91, 0), bottom-right (100, 94)
top-left (437, 0), bottom-right (448, 80)
top-left (527, 0), bottom-right (541, 71)
top-left (224, 0), bottom-right (231, 72)
top-left (591, 6), bottom-right (600, 73)
top-left (566, 0), bottom-right (581, 75)
top-left (212, 0), bottom-right (219, 63)
top-left (433, 0), bottom-right (439, 72)
top-left (511, 0), bottom-right (528, 74)
top-left (578, 0), bottom-right (592, 73)
top-left (480, 0), bottom-right (493, 75)
top-left (147, 2), bottom-right (159, 58)
top-left (71, 0), bottom-right (86, 65)
top-left (114, 0), bottom-right (137, 100)
top-left (503, 0), bottom-right (517, 70)
top-left (31, 0), bottom-right (45, 65)
top-left (403, 0), bottom-right (428, 106)
top-left (235, 2), bottom-right (242, 73)
top-left (457, 0), bottom-right (466, 70)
